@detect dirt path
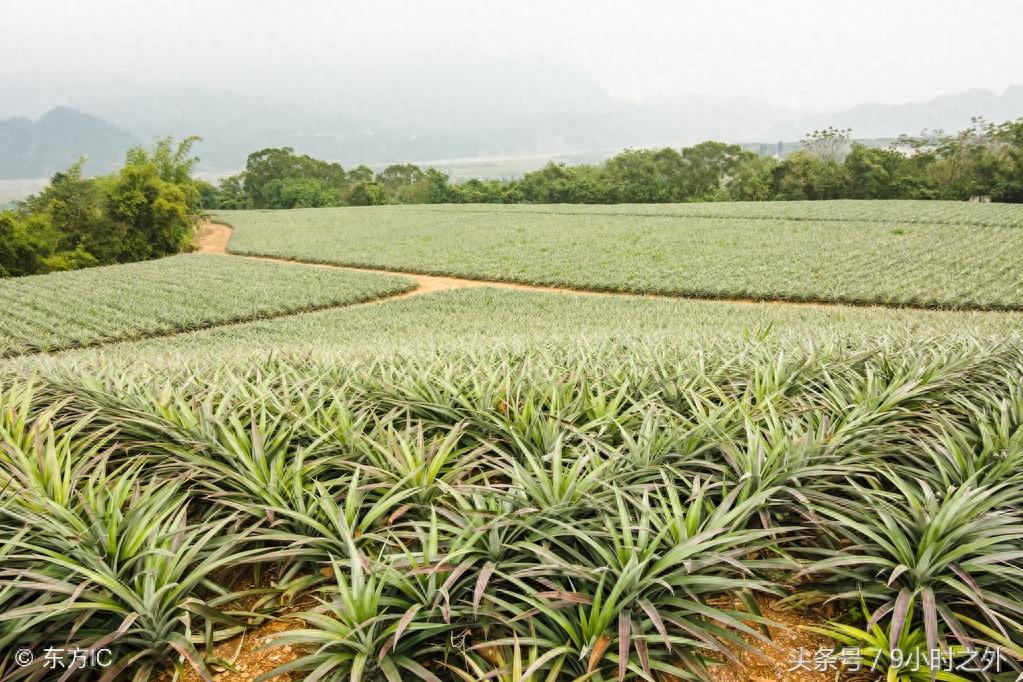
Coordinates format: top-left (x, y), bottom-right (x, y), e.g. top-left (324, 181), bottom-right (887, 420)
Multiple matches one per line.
top-left (195, 221), bottom-right (233, 254)
top-left (198, 222), bottom-right (659, 301)
top-left (199, 222), bottom-right (961, 312)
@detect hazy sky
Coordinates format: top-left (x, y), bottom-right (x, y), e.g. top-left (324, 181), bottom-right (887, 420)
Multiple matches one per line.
top-left (3, 0), bottom-right (1022, 112)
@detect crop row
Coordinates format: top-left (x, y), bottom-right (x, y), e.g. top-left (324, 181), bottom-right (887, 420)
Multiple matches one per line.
top-left (218, 202), bottom-right (1023, 310)
top-left (18, 287), bottom-right (1020, 373)
top-left (1, 341), bottom-right (1021, 680)
top-left (0, 254), bottom-right (413, 357)
top-left (413, 199), bottom-right (1023, 229)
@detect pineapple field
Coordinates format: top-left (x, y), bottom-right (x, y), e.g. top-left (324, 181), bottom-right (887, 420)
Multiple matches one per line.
top-left (218, 202), bottom-right (1023, 310)
top-left (2, 201), bottom-right (1023, 681)
top-left (0, 255), bottom-right (412, 357)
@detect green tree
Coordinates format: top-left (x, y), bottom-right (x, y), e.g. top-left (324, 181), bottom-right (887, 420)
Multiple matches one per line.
top-left (422, 168), bottom-right (455, 203)
top-left (0, 212), bottom-right (50, 276)
top-left (990, 118), bottom-right (1023, 201)
top-left (0, 137), bottom-right (200, 278)
top-left (125, 136), bottom-right (203, 214)
top-left (242, 147), bottom-right (346, 208)
top-left (844, 144), bottom-right (906, 199)
top-left (604, 148), bottom-right (684, 202)
top-left (22, 160), bottom-right (103, 254)
top-left (208, 175), bottom-right (249, 209)
top-left (515, 163), bottom-right (612, 203)
top-left (103, 160), bottom-right (193, 261)
top-left (451, 178), bottom-right (506, 203)
top-left (680, 141), bottom-right (760, 200)
top-left (772, 150), bottom-right (850, 200)
top-left (346, 164), bottom-right (374, 184)
top-left (346, 181), bottom-right (389, 206)
top-left (724, 155), bottom-right (777, 201)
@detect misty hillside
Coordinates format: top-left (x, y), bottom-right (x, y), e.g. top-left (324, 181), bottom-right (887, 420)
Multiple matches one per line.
top-left (3, 78), bottom-right (1023, 179)
top-left (81, 81), bottom-right (1023, 171)
top-left (0, 106), bottom-right (138, 179)
top-left (766, 85), bottom-right (1023, 139)
top-left (86, 82), bottom-right (1023, 172)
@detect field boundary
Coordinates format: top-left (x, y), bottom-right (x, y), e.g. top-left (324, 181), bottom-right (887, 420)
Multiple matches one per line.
top-left (4, 283), bottom-right (418, 360)
top-left (207, 221), bottom-right (1023, 313)
top-left (9, 219), bottom-right (1017, 362)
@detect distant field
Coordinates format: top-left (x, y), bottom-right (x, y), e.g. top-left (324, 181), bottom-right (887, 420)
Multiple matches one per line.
top-left (18, 287), bottom-right (1021, 371)
top-left (0, 254), bottom-right (412, 356)
top-left (423, 200), bottom-right (1023, 227)
top-left (217, 201), bottom-right (1023, 310)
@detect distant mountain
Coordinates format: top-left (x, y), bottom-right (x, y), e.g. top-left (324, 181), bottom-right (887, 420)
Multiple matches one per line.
top-left (0, 106), bottom-right (138, 179)
top-left (766, 86), bottom-right (1023, 140)
top-left (71, 85), bottom-right (794, 171)
top-left (5, 77), bottom-right (1023, 181)
top-left (78, 89), bottom-right (362, 172)
top-left (74, 57), bottom-right (634, 170)
top-left (76, 84), bottom-right (1022, 174)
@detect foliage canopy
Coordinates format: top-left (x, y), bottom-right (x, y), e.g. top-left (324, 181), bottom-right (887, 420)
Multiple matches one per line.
top-left (0, 137), bottom-right (201, 277)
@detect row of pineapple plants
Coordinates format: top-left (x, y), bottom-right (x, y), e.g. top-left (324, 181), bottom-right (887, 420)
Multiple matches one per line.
top-left (2, 340), bottom-right (1022, 680)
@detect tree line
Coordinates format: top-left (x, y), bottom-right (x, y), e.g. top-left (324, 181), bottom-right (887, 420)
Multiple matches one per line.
top-left (202, 117), bottom-right (1023, 210)
top-left (4, 118), bottom-right (1021, 279)
top-left (0, 138), bottom-right (201, 277)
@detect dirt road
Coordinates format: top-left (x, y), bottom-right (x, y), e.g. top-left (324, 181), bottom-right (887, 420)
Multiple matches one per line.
top-left (199, 221), bottom-right (933, 312)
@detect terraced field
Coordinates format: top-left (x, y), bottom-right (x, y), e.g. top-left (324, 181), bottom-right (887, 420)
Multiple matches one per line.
top-left (217, 201), bottom-right (1023, 310)
top-left (0, 253), bottom-right (412, 356)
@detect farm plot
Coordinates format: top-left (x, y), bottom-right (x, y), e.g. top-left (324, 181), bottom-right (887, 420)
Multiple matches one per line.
top-left (18, 287), bottom-right (1023, 372)
top-left (2, 340), bottom-right (1022, 681)
top-left (4, 199), bottom-right (1023, 681)
top-left (0, 253), bottom-right (413, 356)
top-left (217, 201), bottom-right (1023, 310)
